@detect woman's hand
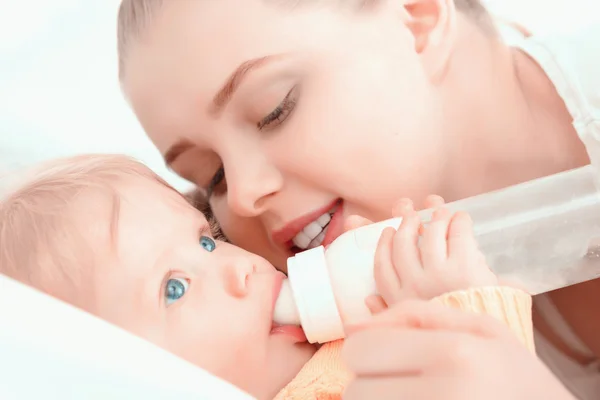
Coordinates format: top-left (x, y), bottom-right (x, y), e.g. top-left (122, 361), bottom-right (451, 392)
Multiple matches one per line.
top-left (342, 300), bottom-right (575, 400)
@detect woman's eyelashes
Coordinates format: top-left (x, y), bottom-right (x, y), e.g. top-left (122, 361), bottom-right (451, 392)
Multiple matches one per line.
top-left (206, 166), bottom-right (225, 198)
top-left (257, 86), bottom-right (298, 131)
top-left (205, 87), bottom-right (298, 198)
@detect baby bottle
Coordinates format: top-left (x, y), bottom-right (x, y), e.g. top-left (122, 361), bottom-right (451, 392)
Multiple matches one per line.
top-left (274, 165), bottom-right (600, 344)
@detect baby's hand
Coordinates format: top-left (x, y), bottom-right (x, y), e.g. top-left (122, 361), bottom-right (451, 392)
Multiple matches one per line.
top-left (370, 196), bottom-right (498, 312)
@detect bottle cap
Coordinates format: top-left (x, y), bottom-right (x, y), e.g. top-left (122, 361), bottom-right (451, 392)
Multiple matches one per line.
top-left (287, 246), bottom-right (345, 344)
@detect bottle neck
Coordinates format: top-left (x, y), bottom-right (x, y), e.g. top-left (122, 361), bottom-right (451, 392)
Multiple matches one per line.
top-left (287, 247), bottom-right (345, 344)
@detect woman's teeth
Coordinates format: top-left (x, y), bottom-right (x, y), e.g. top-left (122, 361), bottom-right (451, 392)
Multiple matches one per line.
top-left (292, 213), bottom-right (331, 250)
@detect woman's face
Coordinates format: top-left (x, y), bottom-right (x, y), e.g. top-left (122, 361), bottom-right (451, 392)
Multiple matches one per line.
top-left (124, 0), bottom-right (453, 270)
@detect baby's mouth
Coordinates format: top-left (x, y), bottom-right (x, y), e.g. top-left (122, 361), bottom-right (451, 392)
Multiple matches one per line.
top-left (270, 324), bottom-right (308, 343)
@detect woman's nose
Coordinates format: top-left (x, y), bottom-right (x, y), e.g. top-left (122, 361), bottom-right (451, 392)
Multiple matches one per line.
top-left (223, 259), bottom-right (256, 298)
top-left (226, 156), bottom-right (283, 217)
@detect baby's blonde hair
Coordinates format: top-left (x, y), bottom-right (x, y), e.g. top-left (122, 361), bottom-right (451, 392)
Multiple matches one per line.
top-left (117, 0), bottom-right (490, 79)
top-left (0, 154), bottom-right (178, 302)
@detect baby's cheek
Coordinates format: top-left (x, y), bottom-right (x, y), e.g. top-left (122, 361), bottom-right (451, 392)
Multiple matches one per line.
top-left (175, 335), bottom-right (241, 380)
top-left (216, 342), bottom-right (269, 396)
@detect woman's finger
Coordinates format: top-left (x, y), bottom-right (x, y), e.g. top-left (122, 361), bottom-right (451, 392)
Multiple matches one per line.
top-left (344, 377), bottom-right (405, 400)
top-left (343, 327), bottom-right (474, 376)
top-left (346, 299), bottom-right (510, 339)
top-left (344, 376), bottom-right (446, 400)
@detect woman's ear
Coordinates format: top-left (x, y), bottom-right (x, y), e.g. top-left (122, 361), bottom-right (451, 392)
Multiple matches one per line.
top-left (402, 0), bottom-right (457, 83)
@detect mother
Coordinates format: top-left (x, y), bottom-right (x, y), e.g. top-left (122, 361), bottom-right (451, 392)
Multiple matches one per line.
top-left (117, 0), bottom-right (599, 398)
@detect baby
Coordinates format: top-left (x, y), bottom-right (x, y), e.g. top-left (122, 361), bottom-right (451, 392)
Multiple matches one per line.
top-left (0, 154), bottom-right (533, 400)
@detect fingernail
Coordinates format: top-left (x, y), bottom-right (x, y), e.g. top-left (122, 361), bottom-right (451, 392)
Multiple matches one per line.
top-left (433, 208), bottom-right (448, 219)
top-left (457, 211), bottom-right (472, 223)
top-left (401, 198), bottom-right (413, 207)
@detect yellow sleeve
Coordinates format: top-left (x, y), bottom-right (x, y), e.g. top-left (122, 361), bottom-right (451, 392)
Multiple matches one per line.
top-left (432, 286), bottom-right (534, 353)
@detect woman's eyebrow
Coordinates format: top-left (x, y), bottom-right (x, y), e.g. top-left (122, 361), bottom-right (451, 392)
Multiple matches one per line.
top-left (209, 54), bottom-right (287, 117)
top-left (164, 54), bottom-right (290, 166)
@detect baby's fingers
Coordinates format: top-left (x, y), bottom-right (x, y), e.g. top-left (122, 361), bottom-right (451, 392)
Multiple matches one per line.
top-left (420, 208), bottom-right (452, 268)
top-left (423, 194), bottom-right (445, 209)
top-left (344, 215), bottom-right (373, 233)
top-left (447, 211), bottom-right (478, 260)
top-left (374, 227), bottom-right (402, 304)
top-left (365, 295), bottom-right (388, 315)
top-left (392, 211), bottom-right (423, 283)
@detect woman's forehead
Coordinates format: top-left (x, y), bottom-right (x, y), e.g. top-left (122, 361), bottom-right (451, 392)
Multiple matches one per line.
top-left (124, 3), bottom-right (285, 100)
top-left (127, 0), bottom-right (367, 76)
top-left (122, 1), bottom-right (359, 141)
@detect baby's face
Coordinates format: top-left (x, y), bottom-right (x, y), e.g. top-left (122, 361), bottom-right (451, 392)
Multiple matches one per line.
top-left (87, 178), bottom-right (315, 399)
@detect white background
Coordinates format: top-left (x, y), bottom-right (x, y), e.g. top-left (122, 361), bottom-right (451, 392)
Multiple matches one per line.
top-left (1, 0), bottom-right (599, 192)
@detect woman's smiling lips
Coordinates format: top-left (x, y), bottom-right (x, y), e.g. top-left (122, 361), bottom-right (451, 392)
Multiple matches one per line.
top-left (271, 199), bottom-right (344, 252)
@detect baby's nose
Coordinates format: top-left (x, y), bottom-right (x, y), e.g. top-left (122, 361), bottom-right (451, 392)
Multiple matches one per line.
top-left (223, 260), bottom-right (256, 298)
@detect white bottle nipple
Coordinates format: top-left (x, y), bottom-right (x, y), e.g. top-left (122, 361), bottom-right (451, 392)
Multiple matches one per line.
top-left (273, 279), bottom-right (301, 326)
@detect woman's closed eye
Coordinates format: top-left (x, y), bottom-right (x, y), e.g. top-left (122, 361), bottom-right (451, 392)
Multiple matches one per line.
top-left (205, 86), bottom-right (299, 199)
top-left (257, 85), bottom-right (298, 130)
top-left (206, 167), bottom-right (226, 198)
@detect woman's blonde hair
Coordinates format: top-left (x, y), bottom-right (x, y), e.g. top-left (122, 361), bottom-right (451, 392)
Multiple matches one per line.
top-left (117, 0), bottom-right (490, 79)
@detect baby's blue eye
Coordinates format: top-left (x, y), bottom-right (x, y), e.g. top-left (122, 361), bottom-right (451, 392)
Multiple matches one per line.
top-left (200, 236), bottom-right (216, 252)
top-left (165, 278), bottom-right (189, 305)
